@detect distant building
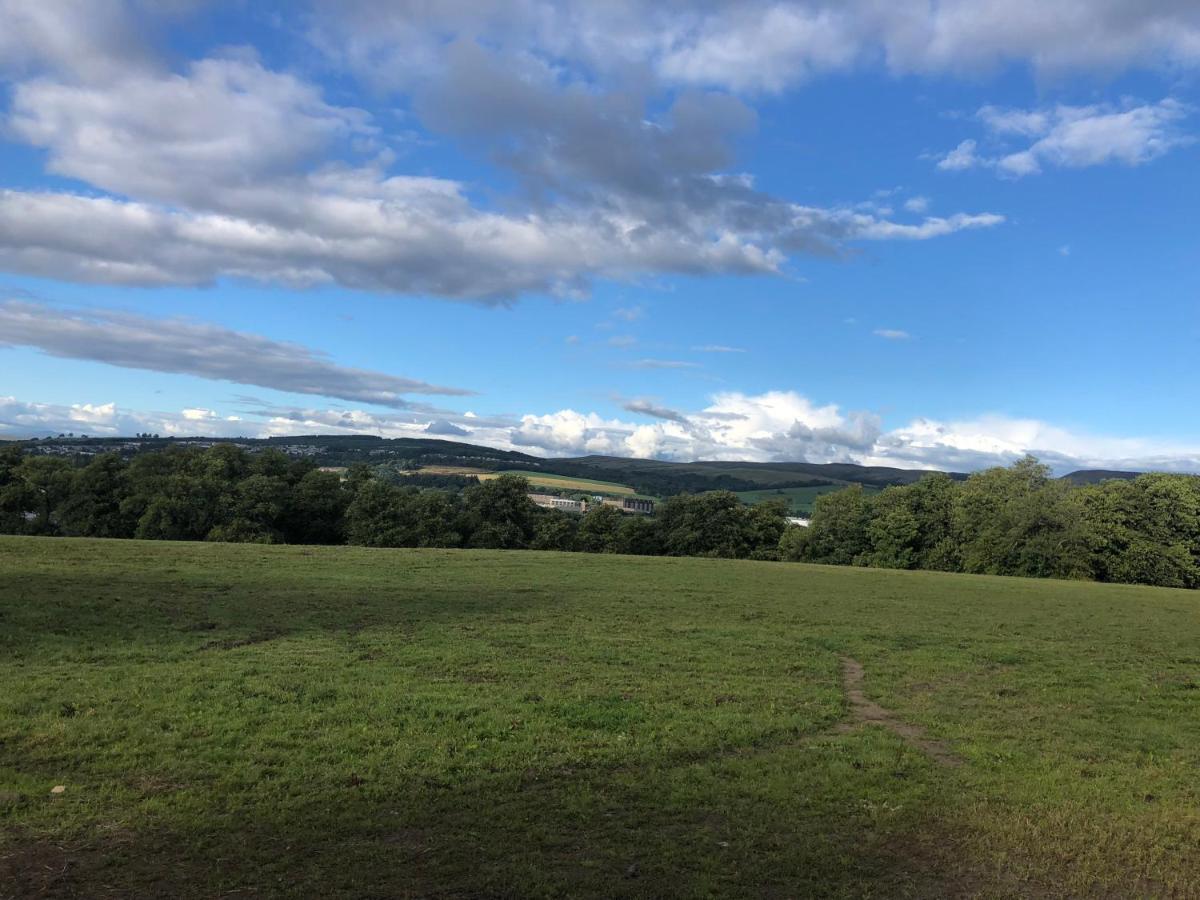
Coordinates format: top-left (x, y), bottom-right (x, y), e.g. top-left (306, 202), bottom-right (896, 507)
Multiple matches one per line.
top-left (601, 497), bottom-right (655, 514)
top-left (528, 493), bottom-right (654, 515)
top-left (786, 516), bottom-right (811, 527)
top-left (528, 493), bottom-right (587, 514)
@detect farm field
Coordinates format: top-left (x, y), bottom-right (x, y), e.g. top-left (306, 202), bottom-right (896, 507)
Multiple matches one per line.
top-left (2, 537), bottom-right (1199, 898)
top-left (411, 465), bottom-right (642, 497)
top-left (407, 465), bottom-right (493, 476)
top-left (735, 484), bottom-right (881, 515)
top-left (479, 469), bottom-right (642, 497)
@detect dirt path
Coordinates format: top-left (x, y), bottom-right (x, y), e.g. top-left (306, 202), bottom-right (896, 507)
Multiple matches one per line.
top-left (836, 657), bottom-right (962, 768)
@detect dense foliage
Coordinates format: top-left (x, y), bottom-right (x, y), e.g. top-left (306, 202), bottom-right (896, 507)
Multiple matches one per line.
top-left (787, 457), bottom-right (1200, 589)
top-left (4, 445), bottom-right (1197, 587)
top-left (0, 444), bottom-right (786, 560)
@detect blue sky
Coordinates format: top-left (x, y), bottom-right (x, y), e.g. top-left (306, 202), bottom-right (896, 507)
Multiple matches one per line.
top-left (0, 1), bottom-right (1198, 472)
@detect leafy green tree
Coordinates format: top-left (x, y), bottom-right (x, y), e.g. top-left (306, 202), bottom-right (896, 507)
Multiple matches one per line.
top-left (8, 456), bottom-right (75, 535)
top-left (284, 470), bottom-right (350, 545)
top-left (57, 453), bottom-right (133, 538)
top-left (216, 474), bottom-right (290, 542)
top-left (344, 481), bottom-right (410, 547)
top-left (408, 490), bottom-right (462, 547)
top-left (778, 524), bottom-right (808, 562)
top-left (744, 498), bottom-right (789, 560)
top-left (531, 511), bottom-right (579, 551)
top-left (801, 485), bottom-right (871, 565)
top-left (613, 515), bottom-right (662, 556)
top-left (576, 504), bottom-right (624, 553)
top-left (656, 491), bottom-right (753, 558)
top-left (134, 474), bottom-right (225, 541)
top-left (462, 475), bottom-right (536, 549)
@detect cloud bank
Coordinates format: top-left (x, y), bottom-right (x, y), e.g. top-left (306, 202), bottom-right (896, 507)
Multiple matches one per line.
top-left (0, 1), bottom-right (1008, 302)
top-left (5, 390), bottom-right (1198, 476)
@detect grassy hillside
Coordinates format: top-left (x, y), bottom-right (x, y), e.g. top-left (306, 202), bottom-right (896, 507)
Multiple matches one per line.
top-left (2, 538), bottom-right (1198, 898)
top-left (477, 469), bottom-right (641, 497)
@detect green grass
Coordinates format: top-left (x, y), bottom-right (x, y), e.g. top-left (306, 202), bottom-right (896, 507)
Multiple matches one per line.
top-left (736, 485), bottom-right (881, 515)
top-left (486, 469), bottom-right (648, 497)
top-left (1, 537), bottom-right (1198, 898)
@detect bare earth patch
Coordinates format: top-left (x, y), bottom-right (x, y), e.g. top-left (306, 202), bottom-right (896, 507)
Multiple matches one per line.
top-left (836, 657), bottom-right (963, 768)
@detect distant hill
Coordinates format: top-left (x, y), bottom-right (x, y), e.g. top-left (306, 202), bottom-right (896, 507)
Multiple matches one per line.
top-left (16, 433), bottom-right (965, 498)
top-left (1060, 469), bottom-right (1143, 485)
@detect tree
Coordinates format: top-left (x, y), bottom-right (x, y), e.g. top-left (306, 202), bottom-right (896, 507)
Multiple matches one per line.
top-left (8, 456), bottom-right (75, 535)
top-left (344, 481), bottom-right (410, 547)
top-left (462, 475), bottom-right (536, 549)
top-left (656, 491), bottom-right (751, 558)
top-left (576, 504), bottom-right (624, 553)
top-left (57, 452), bottom-right (133, 538)
top-left (531, 510), bottom-right (579, 551)
top-left (284, 470), bottom-right (350, 545)
top-left (613, 515), bottom-right (662, 556)
top-left (801, 485), bottom-right (871, 565)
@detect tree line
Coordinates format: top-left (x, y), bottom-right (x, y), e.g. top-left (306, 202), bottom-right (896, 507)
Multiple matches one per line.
top-left (2, 445), bottom-right (1197, 589)
top-left (0, 444), bottom-right (788, 558)
top-left (784, 457), bottom-right (1200, 589)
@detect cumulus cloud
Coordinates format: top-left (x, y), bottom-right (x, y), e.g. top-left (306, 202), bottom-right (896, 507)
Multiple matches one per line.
top-left (0, 3), bottom-right (1004, 302)
top-left (5, 390), bottom-right (1200, 475)
top-left (937, 99), bottom-right (1192, 176)
top-left (0, 300), bottom-right (471, 407)
top-left (310, 1), bottom-right (1200, 95)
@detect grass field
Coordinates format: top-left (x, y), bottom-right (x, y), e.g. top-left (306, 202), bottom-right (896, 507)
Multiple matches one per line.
top-left (2, 537), bottom-right (1198, 898)
top-left (408, 465), bottom-right (493, 476)
top-left (735, 485), bottom-right (881, 515)
top-left (480, 469), bottom-right (640, 496)
top-left (410, 466), bottom-right (641, 497)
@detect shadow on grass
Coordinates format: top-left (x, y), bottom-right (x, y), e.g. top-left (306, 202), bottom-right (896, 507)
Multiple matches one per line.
top-left (2, 729), bottom-right (973, 899)
top-left (0, 562), bottom-right (557, 659)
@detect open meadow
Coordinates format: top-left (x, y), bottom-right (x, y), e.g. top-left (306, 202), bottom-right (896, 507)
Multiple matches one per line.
top-left (1, 536), bottom-right (1198, 898)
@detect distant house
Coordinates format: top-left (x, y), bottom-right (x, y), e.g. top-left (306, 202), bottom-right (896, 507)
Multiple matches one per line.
top-left (601, 497), bottom-right (655, 515)
top-left (786, 516), bottom-right (811, 527)
top-left (528, 493), bottom-right (587, 514)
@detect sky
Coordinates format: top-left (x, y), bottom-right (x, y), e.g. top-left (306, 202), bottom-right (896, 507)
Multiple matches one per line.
top-left (0, 0), bottom-right (1198, 474)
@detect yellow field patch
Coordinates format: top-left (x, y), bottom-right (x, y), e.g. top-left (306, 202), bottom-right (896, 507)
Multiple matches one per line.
top-left (410, 466), bottom-right (492, 476)
top-left (476, 471), bottom-right (635, 495)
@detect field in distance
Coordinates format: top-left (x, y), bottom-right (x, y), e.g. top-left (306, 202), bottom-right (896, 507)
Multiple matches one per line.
top-left (413, 466), bottom-right (642, 497)
top-left (2, 537), bottom-right (1198, 898)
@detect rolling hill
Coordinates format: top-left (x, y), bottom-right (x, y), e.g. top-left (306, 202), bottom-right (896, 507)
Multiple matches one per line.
top-left (16, 433), bottom-right (1166, 501)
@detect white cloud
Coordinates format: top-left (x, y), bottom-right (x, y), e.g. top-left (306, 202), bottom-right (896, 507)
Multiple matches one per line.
top-left (937, 139), bottom-right (983, 171)
top-left (937, 99), bottom-right (1192, 177)
top-left (903, 195), bottom-right (930, 213)
top-left (5, 390), bottom-right (1200, 474)
top-left (0, 5), bottom-right (1005, 302)
top-left (311, 2), bottom-right (1200, 94)
top-left (873, 328), bottom-right (911, 340)
top-left (692, 344), bottom-right (746, 353)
